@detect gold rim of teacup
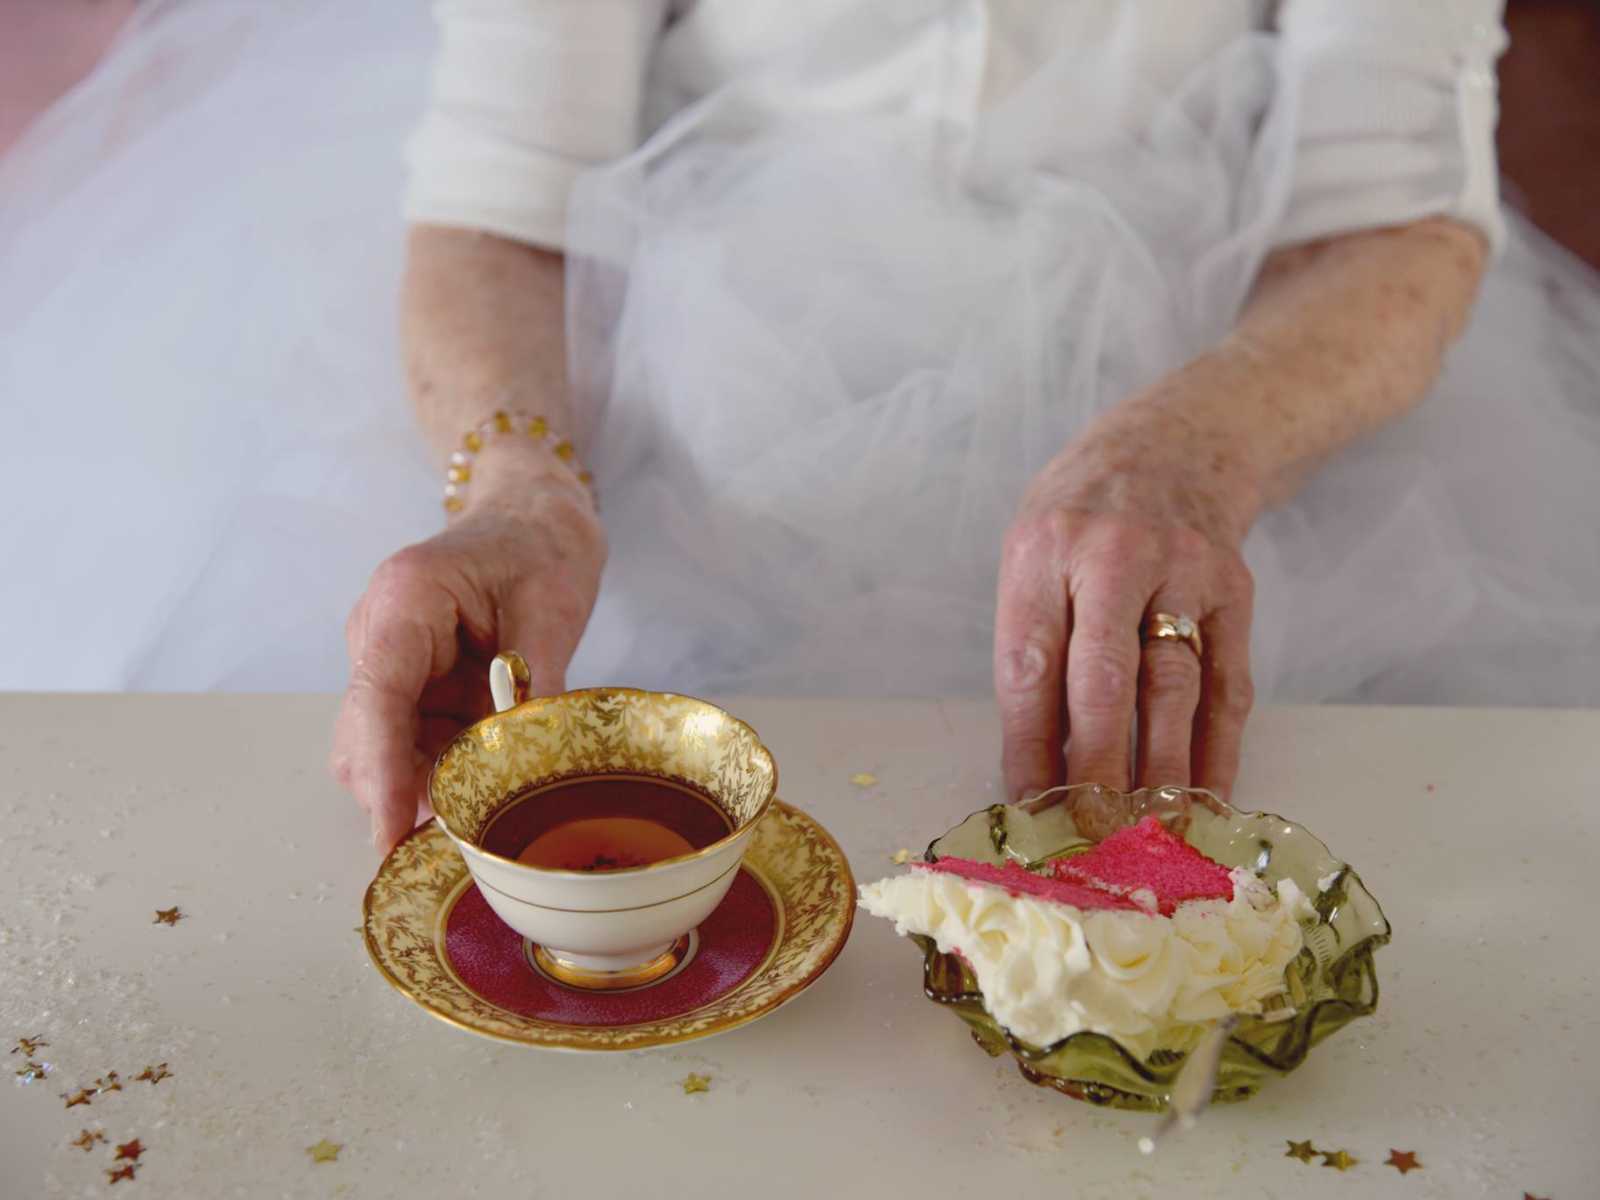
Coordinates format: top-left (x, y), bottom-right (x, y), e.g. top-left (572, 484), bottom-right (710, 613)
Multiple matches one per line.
top-left (427, 684), bottom-right (779, 879)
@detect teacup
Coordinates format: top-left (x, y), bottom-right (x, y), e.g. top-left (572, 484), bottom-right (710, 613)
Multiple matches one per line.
top-left (428, 653), bottom-right (777, 990)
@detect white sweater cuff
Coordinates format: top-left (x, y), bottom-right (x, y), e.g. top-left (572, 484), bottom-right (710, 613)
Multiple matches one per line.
top-left (1274, 0), bottom-right (1508, 254)
top-left (404, 0), bottom-right (667, 251)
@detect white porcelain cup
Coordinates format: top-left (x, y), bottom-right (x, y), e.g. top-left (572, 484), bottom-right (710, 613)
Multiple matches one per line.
top-left (428, 654), bottom-right (777, 989)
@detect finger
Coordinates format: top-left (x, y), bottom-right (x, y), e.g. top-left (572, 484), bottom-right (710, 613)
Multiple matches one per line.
top-left (330, 592), bottom-right (374, 789)
top-left (1192, 595), bottom-right (1255, 800)
top-left (994, 548), bottom-right (1070, 802)
top-left (419, 714), bottom-right (464, 761)
top-left (353, 683), bottom-right (428, 852)
top-left (498, 581), bottom-right (585, 698)
top-left (344, 558), bottom-right (461, 848)
top-left (330, 688), bottom-right (364, 798)
top-left (343, 591), bottom-right (369, 663)
top-left (1135, 603), bottom-right (1204, 789)
top-left (331, 684), bottom-right (425, 838)
top-left (418, 660), bottom-right (491, 723)
top-left (1064, 576), bottom-right (1149, 791)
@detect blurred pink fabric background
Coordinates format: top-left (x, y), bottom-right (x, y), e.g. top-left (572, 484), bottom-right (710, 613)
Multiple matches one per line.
top-left (0, 0), bottom-right (136, 155)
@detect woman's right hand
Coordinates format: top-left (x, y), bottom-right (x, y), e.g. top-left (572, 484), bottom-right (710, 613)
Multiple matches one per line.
top-left (330, 439), bottom-right (606, 849)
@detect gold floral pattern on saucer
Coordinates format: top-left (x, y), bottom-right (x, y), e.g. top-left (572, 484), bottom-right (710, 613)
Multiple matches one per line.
top-left (363, 800), bottom-right (854, 1050)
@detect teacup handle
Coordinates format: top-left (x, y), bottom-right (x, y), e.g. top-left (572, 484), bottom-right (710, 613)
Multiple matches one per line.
top-left (488, 651), bottom-right (532, 714)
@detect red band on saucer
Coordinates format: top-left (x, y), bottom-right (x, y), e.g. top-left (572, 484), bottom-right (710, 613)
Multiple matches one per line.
top-left (444, 869), bottom-right (777, 1026)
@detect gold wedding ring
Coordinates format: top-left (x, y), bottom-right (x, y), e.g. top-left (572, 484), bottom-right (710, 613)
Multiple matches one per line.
top-left (1145, 611), bottom-right (1204, 659)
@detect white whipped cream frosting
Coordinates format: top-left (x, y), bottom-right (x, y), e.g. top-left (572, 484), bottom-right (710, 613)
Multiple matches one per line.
top-left (860, 866), bottom-right (1313, 1057)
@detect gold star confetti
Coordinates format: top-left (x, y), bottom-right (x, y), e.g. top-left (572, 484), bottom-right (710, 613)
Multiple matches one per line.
top-left (1320, 1149), bottom-right (1359, 1171)
top-left (1284, 1139), bottom-right (1319, 1164)
top-left (92, 1071), bottom-right (122, 1095)
top-left (106, 1165), bottom-right (138, 1184)
top-left (134, 1063), bottom-right (172, 1085)
top-left (62, 1088), bottom-right (94, 1109)
top-left (680, 1073), bottom-right (711, 1094)
top-left (890, 848), bottom-right (914, 864)
top-left (1385, 1149), bottom-right (1421, 1174)
top-left (115, 1139), bottom-right (145, 1163)
top-left (14, 1060), bottom-right (50, 1083)
top-left (11, 1035), bottom-right (48, 1056)
top-left (849, 773), bottom-right (878, 788)
top-left (70, 1129), bottom-right (106, 1152)
top-left (307, 1139), bottom-right (343, 1163)
top-left (154, 907), bottom-right (184, 926)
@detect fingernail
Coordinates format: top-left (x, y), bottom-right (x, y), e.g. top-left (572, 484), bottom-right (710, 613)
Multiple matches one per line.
top-left (370, 817), bottom-right (382, 849)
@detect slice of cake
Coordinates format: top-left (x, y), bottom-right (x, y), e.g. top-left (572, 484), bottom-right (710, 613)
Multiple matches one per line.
top-left (860, 822), bottom-right (1312, 1058)
top-left (1052, 815), bottom-right (1235, 915)
top-left (917, 856), bottom-right (1144, 912)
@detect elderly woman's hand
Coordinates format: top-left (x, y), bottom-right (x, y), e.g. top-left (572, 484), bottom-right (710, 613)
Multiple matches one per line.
top-left (994, 384), bottom-right (1262, 802)
top-left (330, 441), bottom-right (605, 849)
top-left (992, 218), bottom-right (1490, 804)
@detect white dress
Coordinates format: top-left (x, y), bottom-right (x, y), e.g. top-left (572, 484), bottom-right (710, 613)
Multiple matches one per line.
top-left (2, 0), bottom-right (1596, 708)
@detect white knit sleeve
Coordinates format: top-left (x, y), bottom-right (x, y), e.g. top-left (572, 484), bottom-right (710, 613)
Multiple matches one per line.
top-left (1273, 0), bottom-right (1508, 253)
top-left (404, 0), bottom-right (669, 250)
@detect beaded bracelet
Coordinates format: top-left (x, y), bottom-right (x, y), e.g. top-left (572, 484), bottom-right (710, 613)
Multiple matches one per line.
top-left (442, 410), bottom-right (596, 515)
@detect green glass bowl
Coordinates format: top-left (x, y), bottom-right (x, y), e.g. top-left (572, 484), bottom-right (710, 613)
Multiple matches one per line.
top-left (912, 784), bottom-right (1390, 1111)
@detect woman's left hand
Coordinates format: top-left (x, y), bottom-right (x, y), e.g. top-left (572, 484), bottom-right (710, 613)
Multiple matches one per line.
top-left (994, 395), bottom-right (1262, 803)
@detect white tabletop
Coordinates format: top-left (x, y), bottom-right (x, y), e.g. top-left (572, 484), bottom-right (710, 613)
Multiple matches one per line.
top-left (2, 695), bottom-right (1595, 1198)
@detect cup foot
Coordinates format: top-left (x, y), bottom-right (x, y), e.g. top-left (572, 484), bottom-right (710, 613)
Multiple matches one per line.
top-left (531, 933), bottom-right (694, 991)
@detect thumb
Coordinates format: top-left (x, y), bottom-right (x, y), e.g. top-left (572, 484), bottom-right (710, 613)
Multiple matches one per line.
top-left (495, 567), bottom-right (596, 698)
top-left (496, 599), bottom-right (575, 699)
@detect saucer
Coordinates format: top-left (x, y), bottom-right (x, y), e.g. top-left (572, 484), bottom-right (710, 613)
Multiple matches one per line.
top-left (364, 800), bottom-right (855, 1050)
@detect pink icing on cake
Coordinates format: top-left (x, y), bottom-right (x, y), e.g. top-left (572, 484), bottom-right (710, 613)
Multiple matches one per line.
top-left (1051, 815), bottom-right (1234, 916)
top-left (913, 857), bottom-right (1143, 912)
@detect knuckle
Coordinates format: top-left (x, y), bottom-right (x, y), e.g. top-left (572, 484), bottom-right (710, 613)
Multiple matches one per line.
top-left (1003, 511), bottom-right (1072, 570)
top-left (1219, 560), bottom-right (1255, 605)
top-left (331, 753), bottom-right (371, 810)
top-left (998, 636), bottom-right (1055, 694)
top-left (367, 546), bottom-right (434, 608)
top-left (1080, 522), bottom-right (1158, 574)
top-left (328, 749), bottom-right (352, 786)
top-left (1101, 514), bottom-right (1157, 550)
top-left (1168, 525), bottom-right (1212, 565)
